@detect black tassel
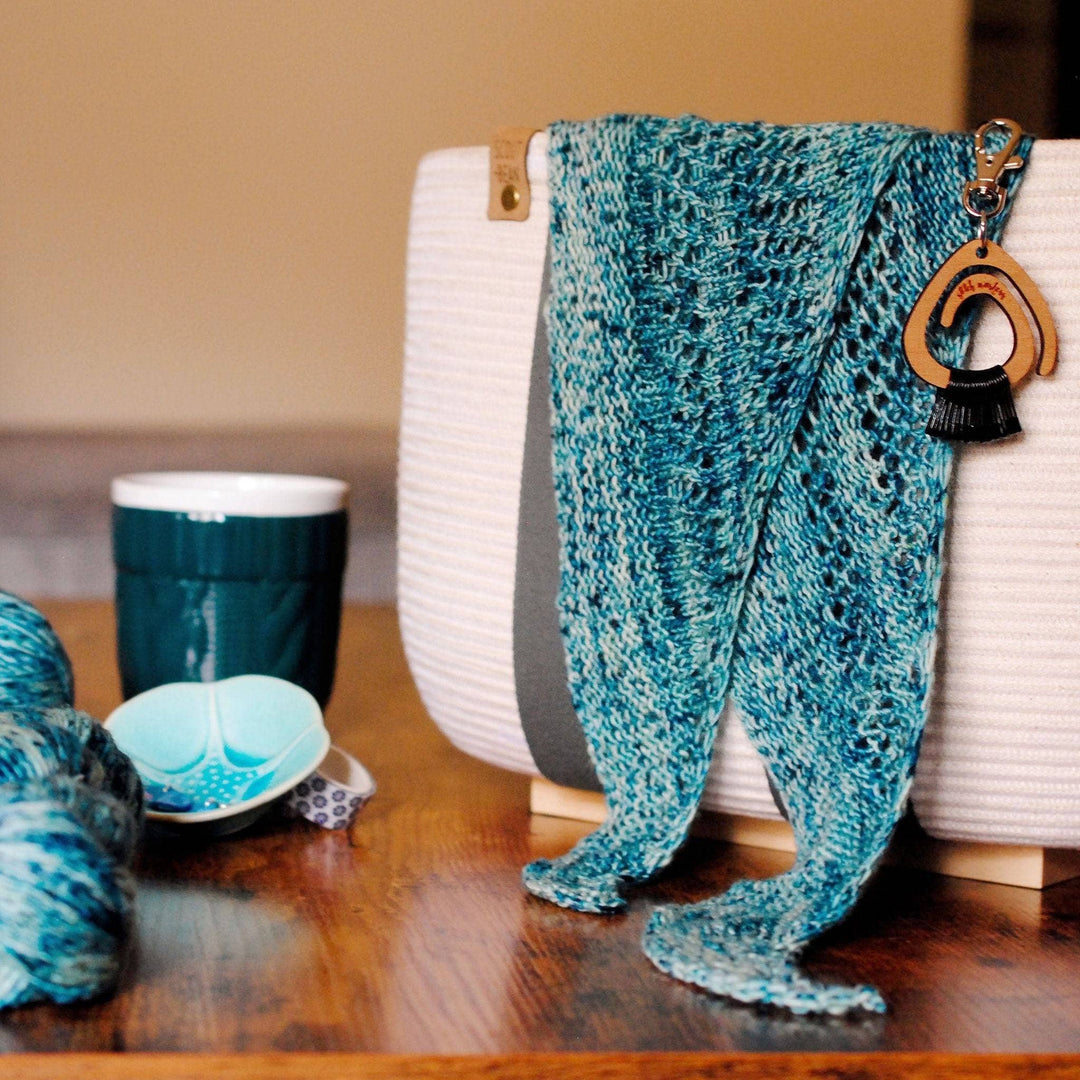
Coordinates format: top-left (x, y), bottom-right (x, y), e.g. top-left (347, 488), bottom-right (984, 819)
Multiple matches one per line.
top-left (925, 364), bottom-right (1021, 442)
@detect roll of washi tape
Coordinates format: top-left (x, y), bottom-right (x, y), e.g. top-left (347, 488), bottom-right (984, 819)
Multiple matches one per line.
top-left (282, 745), bottom-right (375, 830)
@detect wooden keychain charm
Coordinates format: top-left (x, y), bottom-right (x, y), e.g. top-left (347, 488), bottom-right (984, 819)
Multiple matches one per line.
top-left (903, 119), bottom-right (1057, 441)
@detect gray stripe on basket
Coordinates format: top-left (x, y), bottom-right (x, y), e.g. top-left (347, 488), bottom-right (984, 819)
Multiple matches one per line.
top-left (512, 251), bottom-right (600, 794)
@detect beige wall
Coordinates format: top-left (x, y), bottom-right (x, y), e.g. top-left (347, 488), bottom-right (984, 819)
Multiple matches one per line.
top-left (0, 0), bottom-right (969, 432)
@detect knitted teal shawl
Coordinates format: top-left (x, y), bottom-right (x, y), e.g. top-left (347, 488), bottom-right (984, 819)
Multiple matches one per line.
top-left (523, 116), bottom-right (1021, 1015)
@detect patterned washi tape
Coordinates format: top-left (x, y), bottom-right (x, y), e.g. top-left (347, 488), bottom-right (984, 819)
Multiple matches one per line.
top-left (282, 745), bottom-right (375, 830)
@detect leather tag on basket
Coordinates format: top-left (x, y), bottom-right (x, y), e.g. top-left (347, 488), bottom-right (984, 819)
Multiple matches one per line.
top-left (488, 127), bottom-right (539, 222)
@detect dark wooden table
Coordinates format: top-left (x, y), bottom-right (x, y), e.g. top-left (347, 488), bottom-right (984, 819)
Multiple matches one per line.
top-left (2, 601), bottom-right (1079, 1078)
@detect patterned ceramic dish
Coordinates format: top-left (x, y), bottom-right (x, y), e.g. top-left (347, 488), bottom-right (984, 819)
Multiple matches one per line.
top-left (105, 675), bottom-right (330, 836)
top-left (282, 745), bottom-right (375, 830)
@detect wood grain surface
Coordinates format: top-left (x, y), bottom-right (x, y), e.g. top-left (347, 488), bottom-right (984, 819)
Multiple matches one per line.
top-left (1, 601), bottom-right (1079, 1076)
top-left (4, 1051), bottom-right (1080, 1079)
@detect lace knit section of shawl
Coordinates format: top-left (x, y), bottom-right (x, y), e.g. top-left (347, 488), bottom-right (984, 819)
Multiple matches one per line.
top-left (524, 116), bottom-right (1021, 1015)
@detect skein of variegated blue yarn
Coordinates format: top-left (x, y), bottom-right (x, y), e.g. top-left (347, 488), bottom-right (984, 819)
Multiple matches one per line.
top-left (0, 591), bottom-right (74, 708)
top-left (0, 593), bottom-right (143, 1009)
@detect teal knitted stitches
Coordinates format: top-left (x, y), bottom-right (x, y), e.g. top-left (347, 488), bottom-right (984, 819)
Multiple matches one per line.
top-left (523, 116), bottom-right (1021, 1014)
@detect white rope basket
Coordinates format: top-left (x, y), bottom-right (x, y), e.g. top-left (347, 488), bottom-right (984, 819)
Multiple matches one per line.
top-left (398, 134), bottom-right (1080, 847)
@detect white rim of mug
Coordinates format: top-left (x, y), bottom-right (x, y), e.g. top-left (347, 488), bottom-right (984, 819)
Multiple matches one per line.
top-left (111, 472), bottom-right (350, 518)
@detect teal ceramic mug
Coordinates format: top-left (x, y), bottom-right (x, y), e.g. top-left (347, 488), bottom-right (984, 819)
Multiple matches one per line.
top-left (112, 472), bottom-right (349, 708)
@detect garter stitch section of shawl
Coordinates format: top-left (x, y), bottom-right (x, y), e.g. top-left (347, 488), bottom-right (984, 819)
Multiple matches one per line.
top-left (522, 116), bottom-right (1022, 1014)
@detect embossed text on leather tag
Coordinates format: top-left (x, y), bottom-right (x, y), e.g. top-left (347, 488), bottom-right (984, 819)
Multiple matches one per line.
top-left (488, 127), bottom-right (539, 222)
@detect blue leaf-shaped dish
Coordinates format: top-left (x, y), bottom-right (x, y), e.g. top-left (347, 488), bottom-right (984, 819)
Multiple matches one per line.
top-left (105, 675), bottom-right (330, 834)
